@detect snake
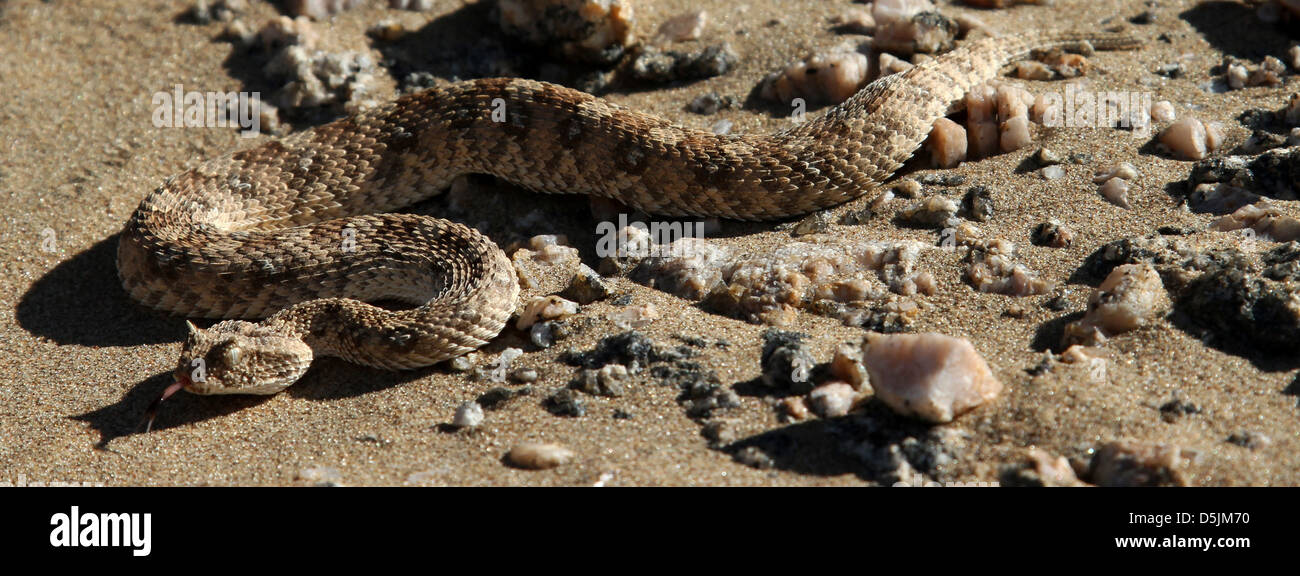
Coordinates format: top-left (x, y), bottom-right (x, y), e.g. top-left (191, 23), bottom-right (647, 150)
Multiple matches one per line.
top-left (116, 29), bottom-right (1140, 423)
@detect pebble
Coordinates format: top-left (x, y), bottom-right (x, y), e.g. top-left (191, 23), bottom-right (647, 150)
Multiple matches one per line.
top-left (780, 396), bottom-right (812, 421)
top-left (509, 367), bottom-right (539, 383)
top-left (505, 442), bottom-right (575, 470)
top-left (1088, 441), bottom-right (1194, 487)
top-left (1093, 163), bottom-right (1140, 184)
top-left (686, 92), bottom-right (738, 115)
top-left (448, 354), bottom-right (476, 373)
top-left (189, 0), bottom-right (246, 23)
top-left (544, 388), bottom-right (586, 417)
top-left (1034, 147), bottom-right (1062, 166)
top-left (961, 185), bottom-right (995, 222)
top-left (571, 363), bottom-right (629, 397)
top-left (965, 240), bottom-right (1052, 296)
top-left (862, 332), bottom-right (1002, 423)
top-left (516, 296), bottom-right (579, 330)
top-left (388, 0), bottom-right (433, 10)
top-left (1063, 263), bottom-right (1169, 346)
top-left (1098, 177), bottom-right (1132, 209)
top-left (497, 0), bottom-right (635, 65)
top-left (832, 8), bottom-right (876, 34)
top-left (629, 44), bottom-right (739, 84)
top-left (284, 0), bottom-right (363, 20)
top-left (760, 330), bottom-right (817, 394)
top-left (760, 50), bottom-right (870, 105)
top-left (452, 401), bottom-right (485, 428)
top-left (791, 210), bottom-right (833, 236)
top-left (1150, 100), bottom-right (1177, 124)
top-left (530, 321), bottom-right (557, 348)
top-left (1290, 45), bottom-right (1300, 71)
top-left (872, 0), bottom-right (958, 55)
top-left (829, 342), bottom-right (870, 390)
top-left (1031, 220), bottom-right (1074, 248)
top-left (807, 382), bottom-right (856, 418)
top-left (1210, 201), bottom-right (1300, 242)
top-left (608, 303), bottom-right (659, 329)
top-left (1159, 116), bottom-right (1223, 160)
top-left (1039, 165), bottom-right (1065, 180)
top-left (1226, 431), bottom-right (1272, 450)
top-left (655, 10), bottom-right (708, 43)
top-left (926, 118), bottom-right (967, 168)
top-left (563, 264), bottom-right (612, 304)
top-left (296, 465), bottom-right (344, 487)
top-left (898, 196), bottom-right (958, 228)
top-left (701, 419), bottom-right (738, 445)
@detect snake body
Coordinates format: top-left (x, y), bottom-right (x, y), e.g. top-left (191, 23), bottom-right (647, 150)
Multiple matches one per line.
top-left (117, 31), bottom-right (1139, 396)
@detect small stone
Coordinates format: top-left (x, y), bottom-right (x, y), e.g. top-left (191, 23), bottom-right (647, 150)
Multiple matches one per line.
top-left (1160, 116), bottom-right (1221, 160)
top-left (894, 178), bottom-right (923, 198)
top-left (1031, 220), bottom-right (1074, 248)
top-left (449, 351), bottom-right (481, 373)
top-left (509, 367), bottom-right (539, 383)
top-left (733, 446), bottom-right (776, 469)
top-left (478, 386), bottom-right (532, 409)
top-left (760, 330), bottom-right (817, 394)
top-left (686, 92), bottom-right (738, 115)
top-left (608, 303), bottom-right (659, 329)
top-left (926, 118), bottom-right (968, 169)
top-left (563, 264), bottom-right (612, 304)
top-left (1093, 162), bottom-right (1140, 184)
top-left (899, 196), bottom-right (958, 228)
top-left (791, 211), bottom-right (833, 236)
top-left (1035, 147), bottom-right (1062, 166)
top-left (862, 332), bottom-right (1002, 423)
top-left (1088, 440), bottom-right (1195, 487)
top-left (296, 465), bottom-right (343, 486)
top-left (544, 388), bottom-right (586, 417)
top-left (1039, 165), bottom-right (1065, 180)
top-left (452, 401), bottom-right (485, 428)
top-left (1150, 100), bottom-right (1176, 124)
top-left (505, 442), bottom-right (575, 470)
top-left (760, 49), bottom-right (870, 105)
top-left (808, 381), bottom-right (856, 418)
top-left (833, 8), bottom-right (876, 34)
top-left (830, 342), bottom-right (870, 390)
top-left (701, 419), bottom-right (737, 445)
top-left (779, 396), bottom-right (811, 421)
top-left (961, 185), bottom-right (995, 222)
top-left (284, 0), bottom-right (363, 20)
top-left (388, 0), bottom-right (433, 10)
top-left (1063, 263), bottom-right (1169, 346)
top-left (1099, 177), bottom-right (1132, 209)
top-left (517, 296), bottom-right (579, 330)
top-left (1226, 431), bottom-right (1272, 450)
top-left (655, 10), bottom-right (708, 42)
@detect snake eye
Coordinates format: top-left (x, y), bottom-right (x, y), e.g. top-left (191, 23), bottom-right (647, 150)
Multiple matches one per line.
top-left (224, 346), bottom-right (244, 366)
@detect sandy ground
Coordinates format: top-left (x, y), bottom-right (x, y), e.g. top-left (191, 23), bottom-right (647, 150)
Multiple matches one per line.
top-left (1, 0), bottom-right (1298, 486)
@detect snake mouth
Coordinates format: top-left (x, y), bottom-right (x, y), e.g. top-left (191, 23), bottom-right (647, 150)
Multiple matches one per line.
top-left (141, 377), bottom-right (188, 433)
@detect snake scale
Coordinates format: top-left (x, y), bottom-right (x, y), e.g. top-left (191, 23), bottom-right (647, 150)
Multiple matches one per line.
top-left (116, 30), bottom-right (1139, 410)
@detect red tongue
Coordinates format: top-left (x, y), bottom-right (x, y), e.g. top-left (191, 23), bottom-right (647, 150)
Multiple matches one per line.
top-left (142, 378), bottom-right (187, 433)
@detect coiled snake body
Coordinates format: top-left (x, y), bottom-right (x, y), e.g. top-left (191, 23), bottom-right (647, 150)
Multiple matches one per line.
top-left (117, 31), bottom-right (1139, 404)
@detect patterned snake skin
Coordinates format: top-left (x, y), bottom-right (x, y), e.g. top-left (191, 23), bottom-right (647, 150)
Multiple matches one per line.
top-left (117, 30), bottom-right (1140, 397)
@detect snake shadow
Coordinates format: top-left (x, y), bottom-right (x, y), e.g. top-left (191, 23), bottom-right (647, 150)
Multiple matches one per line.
top-left (1180, 1), bottom-right (1298, 57)
top-left (75, 359), bottom-right (444, 448)
top-left (72, 371), bottom-right (270, 449)
top-left (16, 233), bottom-right (182, 347)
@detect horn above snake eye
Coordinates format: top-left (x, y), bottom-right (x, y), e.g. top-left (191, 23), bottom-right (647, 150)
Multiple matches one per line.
top-left (225, 346), bottom-right (243, 366)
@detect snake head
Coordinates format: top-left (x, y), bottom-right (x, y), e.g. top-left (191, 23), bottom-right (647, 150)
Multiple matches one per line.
top-left (175, 320), bottom-right (313, 395)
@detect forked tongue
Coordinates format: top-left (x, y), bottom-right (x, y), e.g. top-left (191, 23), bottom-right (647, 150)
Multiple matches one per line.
top-left (140, 378), bottom-right (187, 433)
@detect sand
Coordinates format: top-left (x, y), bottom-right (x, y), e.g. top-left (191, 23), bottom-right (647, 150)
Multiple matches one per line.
top-left (1, 0), bottom-right (1298, 486)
